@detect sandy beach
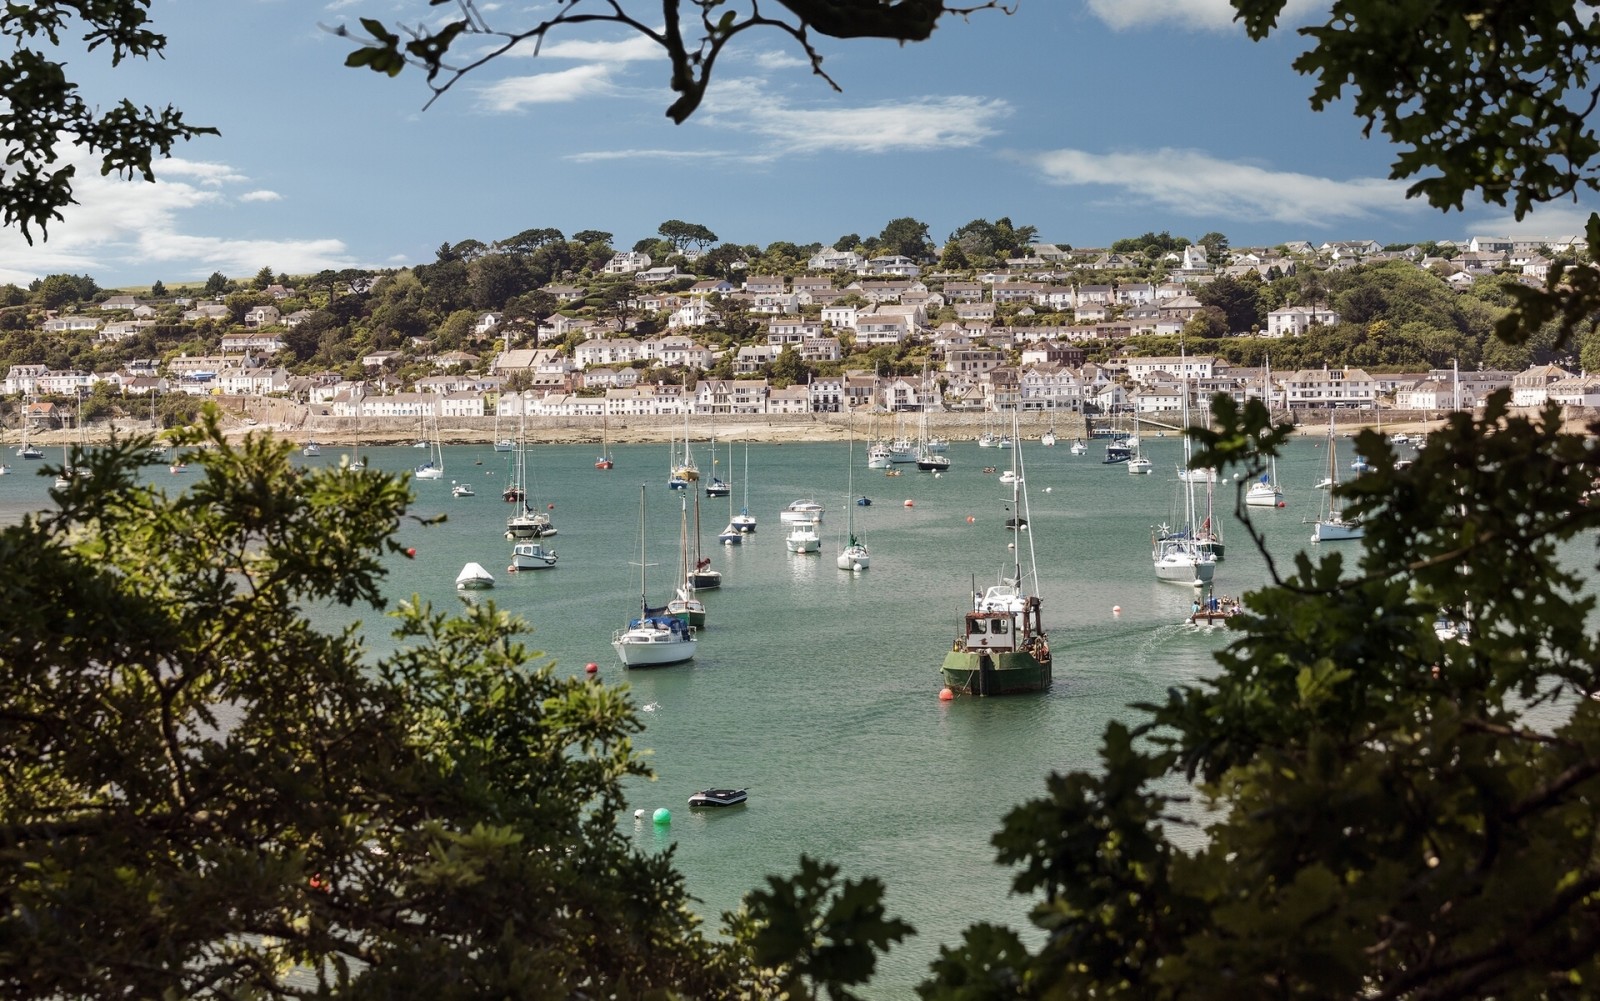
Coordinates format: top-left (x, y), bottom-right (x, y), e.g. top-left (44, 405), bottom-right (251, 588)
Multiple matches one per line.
top-left (1, 404), bottom-right (1488, 451)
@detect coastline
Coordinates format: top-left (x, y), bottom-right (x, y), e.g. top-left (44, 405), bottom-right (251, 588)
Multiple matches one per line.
top-left (0, 410), bottom-right (1486, 450)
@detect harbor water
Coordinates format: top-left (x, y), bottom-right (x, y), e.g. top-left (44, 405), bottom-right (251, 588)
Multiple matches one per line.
top-left (0, 431), bottom-right (1437, 993)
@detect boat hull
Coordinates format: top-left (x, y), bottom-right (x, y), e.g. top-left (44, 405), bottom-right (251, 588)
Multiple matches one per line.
top-left (940, 649), bottom-right (1051, 696)
top-left (1312, 518), bottom-right (1363, 542)
top-left (612, 633), bottom-right (696, 667)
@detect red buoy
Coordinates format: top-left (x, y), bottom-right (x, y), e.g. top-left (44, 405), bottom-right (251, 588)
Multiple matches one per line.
top-left (585, 662), bottom-right (598, 674)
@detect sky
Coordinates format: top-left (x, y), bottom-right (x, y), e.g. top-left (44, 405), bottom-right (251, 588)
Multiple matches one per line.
top-left (4, 0), bottom-right (1596, 291)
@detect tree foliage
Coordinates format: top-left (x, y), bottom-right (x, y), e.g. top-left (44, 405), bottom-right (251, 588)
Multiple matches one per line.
top-left (0, 416), bottom-right (763, 997)
top-left (0, 2), bottom-right (218, 243)
top-left (919, 395), bottom-right (1600, 999)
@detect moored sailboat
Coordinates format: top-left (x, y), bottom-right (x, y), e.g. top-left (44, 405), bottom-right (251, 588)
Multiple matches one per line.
top-left (1312, 412), bottom-right (1364, 542)
top-left (613, 485), bottom-right (696, 668)
top-left (940, 413), bottom-right (1052, 696)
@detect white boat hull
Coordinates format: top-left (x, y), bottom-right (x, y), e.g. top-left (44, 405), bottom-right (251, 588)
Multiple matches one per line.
top-left (509, 542), bottom-right (558, 570)
top-left (612, 626), bottom-right (696, 667)
top-left (1244, 483), bottom-right (1284, 507)
top-left (455, 562), bottom-right (495, 589)
top-left (837, 545), bottom-right (870, 571)
top-left (1154, 554), bottom-right (1215, 584)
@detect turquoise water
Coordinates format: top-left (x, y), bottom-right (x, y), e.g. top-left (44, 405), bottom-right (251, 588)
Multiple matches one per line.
top-left (0, 433), bottom-right (1406, 991)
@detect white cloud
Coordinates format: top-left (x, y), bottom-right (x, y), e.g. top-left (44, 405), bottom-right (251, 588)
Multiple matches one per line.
top-left (749, 49), bottom-right (809, 71)
top-left (239, 190), bottom-right (283, 203)
top-left (1024, 146), bottom-right (1417, 227)
top-left (694, 78), bottom-right (1009, 155)
top-left (566, 148), bottom-right (754, 165)
top-left (1464, 206), bottom-right (1599, 241)
top-left (475, 64), bottom-right (617, 112)
top-left (1083, 0), bottom-right (1322, 32)
top-left (0, 149), bottom-right (361, 286)
top-left (531, 34), bottom-right (664, 63)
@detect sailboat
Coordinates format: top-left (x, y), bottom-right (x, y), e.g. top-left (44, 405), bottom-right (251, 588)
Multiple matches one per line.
top-left (612, 485), bottom-right (696, 668)
top-left (1245, 359), bottom-right (1285, 507)
top-left (914, 401), bottom-right (951, 472)
top-left (687, 491), bottom-right (721, 590)
top-left (1153, 367), bottom-right (1217, 585)
top-left (504, 411), bottom-right (555, 539)
top-left (1127, 416), bottom-right (1153, 474)
top-left (940, 411), bottom-right (1051, 696)
top-left (718, 439), bottom-right (744, 545)
top-left (666, 495), bottom-right (708, 627)
top-left (1312, 412), bottom-right (1364, 542)
top-left (668, 409), bottom-right (698, 489)
top-left (837, 432), bottom-right (870, 571)
top-left (731, 440), bottom-right (757, 533)
top-left (493, 401), bottom-right (514, 452)
top-left (595, 412), bottom-right (614, 470)
top-left (704, 435), bottom-right (730, 496)
top-left (414, 410), bottom-right (444, 480)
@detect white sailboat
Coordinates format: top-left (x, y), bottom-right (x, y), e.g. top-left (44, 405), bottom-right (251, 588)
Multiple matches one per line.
top-left (704, 435), bottom-right (730, 496)
top-left (504, 411), bottom-right (555, 539)
top-left (414, 408), bottom-right (444, 480)
top-left (1154, 369), bottom-right (1216, 585)
top-left (837, 433), bottom-right (870, 571)
top-left (718, 438), bottom-right (745, 545)
top-left (1245, 358), bottom-right (1285, 508)
top-left (731, 440), bottom-right (757, 533)
top-left (1312, 412), bottom-right (1364, 542)
top-left (1127, 417), bottom-right (1153, 474)
top-left (613, 485), bottom-right (696, 668)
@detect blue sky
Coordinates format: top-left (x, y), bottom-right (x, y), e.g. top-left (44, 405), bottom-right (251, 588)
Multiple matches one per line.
top-left (5, 0), bottom-right (1595, 291)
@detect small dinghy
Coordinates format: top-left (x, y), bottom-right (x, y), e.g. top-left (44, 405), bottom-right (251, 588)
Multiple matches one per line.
top-left (687, 788), bottom-right (747, 808)
top-left (455, 562), bottom-right (495, 590)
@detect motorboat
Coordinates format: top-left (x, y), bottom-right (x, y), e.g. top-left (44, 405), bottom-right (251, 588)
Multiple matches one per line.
top-left (455, 562), bottom-right (495, 590)
top-left (508, 540), bottom-right (558, 571)
top-left (452, 481), bottom-right (475, 498)
top-left (780, 499), bottom-right (825, 525)
top-left (999, 470), bottom-right (1021, 485)
top-left (866, 441), bottom-right (893, 469)
top-left (688, 788), bottom-right (747, 808)
top-left (785, 520), bottom-right (821, 554)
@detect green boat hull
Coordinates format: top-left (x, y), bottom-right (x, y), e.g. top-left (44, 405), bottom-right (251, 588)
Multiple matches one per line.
top-left (940, 649), bottom-right (1051, 696)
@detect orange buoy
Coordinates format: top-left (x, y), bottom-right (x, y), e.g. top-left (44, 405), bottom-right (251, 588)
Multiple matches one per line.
top-left (966, 515), bottom-right (975, 524)
top-left (938, 687), bottom-right (954, 701)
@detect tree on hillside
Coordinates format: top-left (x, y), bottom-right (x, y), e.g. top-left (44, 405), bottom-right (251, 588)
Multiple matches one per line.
top-left (659, 219), bottom-right (719, 253)
top-left (203, 271), bottom-right (231, 296)
top-left (251, 265), bottom-right (275, 290)
top-left (878, 217), bottom-right (934, 261)
top-left (1194, 273), bottom-right (1262, 334)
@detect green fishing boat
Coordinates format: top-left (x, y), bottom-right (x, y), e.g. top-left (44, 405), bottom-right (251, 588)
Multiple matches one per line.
top-left (940, 415), bottom-right (1052, 697)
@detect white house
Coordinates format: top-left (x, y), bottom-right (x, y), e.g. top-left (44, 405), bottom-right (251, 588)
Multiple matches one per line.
top-left (1511, 364), bottom-right (1575, 406)
top-left (602, 251), bottom-right (651, 274)
top-left (1266, 304), bottom-right (1341, 337)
